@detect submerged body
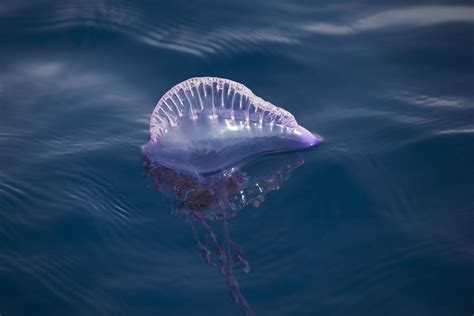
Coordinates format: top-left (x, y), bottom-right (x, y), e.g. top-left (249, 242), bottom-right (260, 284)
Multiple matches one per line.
top-left (143, 77), bottom-right (322, 174)
top-left (143, 151), bottom-right (306, 316)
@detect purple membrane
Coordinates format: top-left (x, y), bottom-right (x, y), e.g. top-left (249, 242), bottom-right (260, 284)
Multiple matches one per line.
top-left (143, 77), bottom-right (322, 174)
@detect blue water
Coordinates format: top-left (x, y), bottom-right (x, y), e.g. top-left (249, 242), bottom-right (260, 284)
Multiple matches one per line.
top-left (1, 1), bottom-right (473, 315)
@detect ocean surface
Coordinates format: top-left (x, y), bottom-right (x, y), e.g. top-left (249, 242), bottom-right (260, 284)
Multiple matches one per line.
top-left (1, 1), bottom-right (473, 315)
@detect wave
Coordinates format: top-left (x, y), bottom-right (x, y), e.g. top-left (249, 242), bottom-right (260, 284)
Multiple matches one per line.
top-left (7, 1), bottom-right (299, 57)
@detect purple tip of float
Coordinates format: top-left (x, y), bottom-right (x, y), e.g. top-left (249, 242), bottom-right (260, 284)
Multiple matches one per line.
top-left (296, 125), bottom-right (324, 148)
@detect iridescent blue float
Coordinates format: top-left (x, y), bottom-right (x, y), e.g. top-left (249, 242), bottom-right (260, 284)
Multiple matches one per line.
top-left (143, 77), bottom-right (322, 174)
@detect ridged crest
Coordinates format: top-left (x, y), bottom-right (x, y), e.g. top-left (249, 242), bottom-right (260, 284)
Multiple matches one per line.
top-left (150, 77), bottom-right (297, 142)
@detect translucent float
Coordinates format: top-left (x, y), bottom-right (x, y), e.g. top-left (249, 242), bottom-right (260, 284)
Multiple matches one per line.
top-left (143, 77), bottom-right (322, 174)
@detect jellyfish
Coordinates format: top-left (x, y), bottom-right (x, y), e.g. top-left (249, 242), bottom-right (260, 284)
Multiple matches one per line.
top-left (142, 77), bottom-right (322, 175)
top-left (142, 77), bottom-right (322, 315)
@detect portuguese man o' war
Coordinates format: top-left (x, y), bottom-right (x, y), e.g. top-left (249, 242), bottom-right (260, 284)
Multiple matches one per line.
top-left (143, 77), bottom-right (322, 174)
top-left (142, 77), bottom-right (322, 315)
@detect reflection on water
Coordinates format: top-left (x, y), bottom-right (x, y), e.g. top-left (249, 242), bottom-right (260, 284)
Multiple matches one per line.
top-left (0, 0), bottom-right (473, 315)
top-left (143, 153), bottom-right (304, 315)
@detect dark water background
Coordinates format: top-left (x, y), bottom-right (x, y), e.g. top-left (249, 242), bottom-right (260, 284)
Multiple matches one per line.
top-left (1, 1), bottom-right (473, 315)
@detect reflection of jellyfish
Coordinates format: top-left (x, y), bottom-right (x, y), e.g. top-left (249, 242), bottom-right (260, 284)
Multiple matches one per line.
top-left (143, 152), bottom-right (305, 315)
top-left (142, 78), bottom-right (321, 314)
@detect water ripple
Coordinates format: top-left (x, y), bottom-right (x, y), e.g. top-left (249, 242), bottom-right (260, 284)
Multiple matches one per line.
top-left (15, 1), bottom-right (300, 57)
